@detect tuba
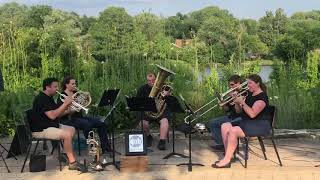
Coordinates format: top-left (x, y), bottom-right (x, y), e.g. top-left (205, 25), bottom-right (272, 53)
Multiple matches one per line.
top-left (145, 64), bottom-right (175, 120)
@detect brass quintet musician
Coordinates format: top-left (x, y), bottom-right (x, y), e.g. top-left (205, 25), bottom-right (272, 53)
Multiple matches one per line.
top-left (212, 74), bottom-right (271, 168)
top-left (31, 78), bottom-right (86, 171)
top-left (57, 76), bottom-right (112, 154)
top-left (136, 72), bottom-right (171, 150)
top-left (208, 75), bottom-right (242, 151)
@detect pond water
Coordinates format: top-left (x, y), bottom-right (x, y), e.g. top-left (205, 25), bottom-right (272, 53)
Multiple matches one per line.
top-left (199, 65), bottom-right (273, 82)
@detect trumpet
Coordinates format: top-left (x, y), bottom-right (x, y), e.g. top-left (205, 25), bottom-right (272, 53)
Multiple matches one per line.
top-left (218, 81), bottom-right (249, 107)
top-left (183, 81), bottom-right (248, 124)
top-left (56, 90), bottom-right (90, 114)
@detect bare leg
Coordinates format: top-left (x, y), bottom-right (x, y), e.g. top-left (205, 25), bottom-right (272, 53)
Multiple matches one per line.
top-left (216, 126), bottom-right (245, 166)
top-left (60, 126), bottom-right (76, 163)
top-left (221, 123), bottom-right (232, 150)
top-left (138, 120), bottom-right (151, 136)
top-left (159, 118), bottom-right (169, 140)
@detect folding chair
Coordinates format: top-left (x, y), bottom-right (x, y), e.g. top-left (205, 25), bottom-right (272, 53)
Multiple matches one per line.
top-left (240, 105), bottom-right (283, 168)
top-left (0, 142), bottom-right (18, 173)
top-left (21, 109), bottom-right (63, 172)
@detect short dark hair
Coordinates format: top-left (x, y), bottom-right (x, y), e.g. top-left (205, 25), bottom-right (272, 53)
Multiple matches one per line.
top-left (228, 75), bottom-right (242, 83)
top-left (61, 76), bottom-right (75, 91)
top-left (42, 77), bottom-right (58, 90)
top-left (147, 72), bottom-right (156, 78)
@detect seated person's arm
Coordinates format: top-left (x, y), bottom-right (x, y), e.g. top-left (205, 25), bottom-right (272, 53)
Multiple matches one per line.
top-left (56, 94), bottom-right (76, 118)
top-left (45, 97), bottom-right (73, 120)
top-left (58, 108), bottom-right (76, 118)
top-left (241, 100), bottom-right (266, 119)
top-left (230, 93), bottom-right (242, 113)
top-left (234, 103), bottom-right (242, 113)
top-left (218, 100), bottom-right (230, 111)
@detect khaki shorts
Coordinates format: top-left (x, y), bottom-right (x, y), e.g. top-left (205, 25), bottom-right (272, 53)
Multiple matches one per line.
top-left (32, 124), bottom-right (74, 140)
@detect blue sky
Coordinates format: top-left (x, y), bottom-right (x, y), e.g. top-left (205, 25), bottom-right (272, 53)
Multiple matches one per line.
top-left (1, 0), bottom-right (320, 19)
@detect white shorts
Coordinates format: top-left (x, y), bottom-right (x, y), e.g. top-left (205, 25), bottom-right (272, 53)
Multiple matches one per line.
top-left (32, 124), bottom-right (74, 140)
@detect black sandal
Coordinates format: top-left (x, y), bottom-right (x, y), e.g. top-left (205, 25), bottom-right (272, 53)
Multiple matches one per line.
top-left (211, 162), bottom-right (231, 168)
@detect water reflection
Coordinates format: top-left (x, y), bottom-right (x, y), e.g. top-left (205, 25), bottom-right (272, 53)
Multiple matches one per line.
top-left (199, 65), bottom-right (273, 82)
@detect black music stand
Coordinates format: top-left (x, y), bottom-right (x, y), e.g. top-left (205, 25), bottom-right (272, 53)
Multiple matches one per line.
top-left (126, 97), bottom-right (157, 153)
top-left (163, 96), bottom-right (188, 159)
top-left (177, 95), bottom-right (204, 172)
top-left (98, 89), bottom-right (121, 170)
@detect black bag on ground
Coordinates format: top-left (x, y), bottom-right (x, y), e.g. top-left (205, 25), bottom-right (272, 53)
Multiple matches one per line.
top-left (29, 155), bottom-right (46, 172)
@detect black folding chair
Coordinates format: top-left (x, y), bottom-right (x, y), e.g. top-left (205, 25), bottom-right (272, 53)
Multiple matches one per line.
top-left (0, 142), bottom-right (17, 173)
top-left (21, 109), bottom-right (63, 172)
top-left (239, 105), bottom-right (283, 168)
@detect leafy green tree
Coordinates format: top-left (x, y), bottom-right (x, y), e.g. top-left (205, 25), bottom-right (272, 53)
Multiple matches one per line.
top-left (89, 7), bottom-right (134, 60)
top-left (291, 10), bottom-right (320, 21)
top-left (274, 35), bottom-right (304, 62)
top-left (190, 6), bottom-right (235, 30)
top-left (134, 12), bottom-right (163, 41)
top-left (198, 16), bottom-right (237, 63)
top-left (24, 5), bottom-right (52, 29)
top-left (164, 12), bottom-right (196, 39)
top-left (258, 11), bottom-right (276, 47)
top-left (79, 15), bottom-right (96, 35)
top-left (273, 8), bottom-right (288, 35)
top-left (16, 28), bottom-right (42, 68)
top-left (243, 34), bottom-right (269, 58)
top-left (241, 19), bottom-right (259, 35)
top-left (0, 2), bottom-right (27, 29)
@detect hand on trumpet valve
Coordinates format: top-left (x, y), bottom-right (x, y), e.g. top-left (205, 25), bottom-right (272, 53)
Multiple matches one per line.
top-left (64, 95), bottom-right (74, 106)
top-left (233, 95), bottom-right (245, 105)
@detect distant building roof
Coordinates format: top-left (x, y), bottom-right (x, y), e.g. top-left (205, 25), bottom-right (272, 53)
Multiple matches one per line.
top-left (175, 39), bottom-right (193, 48)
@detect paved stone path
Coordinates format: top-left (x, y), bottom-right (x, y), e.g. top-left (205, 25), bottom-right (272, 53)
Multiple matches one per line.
top-left (1, 135), bottom-right (320, 180)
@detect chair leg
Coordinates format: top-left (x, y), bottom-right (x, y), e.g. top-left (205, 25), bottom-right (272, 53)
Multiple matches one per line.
top-left (77, 129), bottom-right (81, 156)
top-left (57, 141), bottom-right (62, 171)
top-left (0, 150), bottom-right (10, 173)
top-left (258, 137), bottom-right (267, 160)
top-left (51, 140), bottom-right (57, 155)
top-left (43, 139), bottom-right (48, 151)
top-left (51, 140), bottom-right (63, 155)
top-left (244, 138), bottom-right (249, 168)
top-left (0, 143), bottom-right (17, 160)
top-left (236, 138), bottom-right (240, 154)
top-left (32, 140), bottom-right (40, 156)
top-left (21, 142), bottom-right (32, 173)
top-left (271, 138), bottom-right (282, 166)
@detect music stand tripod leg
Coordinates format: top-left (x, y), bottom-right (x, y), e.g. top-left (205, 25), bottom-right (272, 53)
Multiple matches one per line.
top-left (163, 116), bottom-right (188, 159)
top-left (104, 110), bottom-right (120, 170)
top-left (176, 118), bottom-right (204, 172)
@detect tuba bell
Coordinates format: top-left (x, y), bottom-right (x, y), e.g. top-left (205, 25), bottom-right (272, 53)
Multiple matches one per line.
top-left (145, 64), bottom-right (175, 120)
